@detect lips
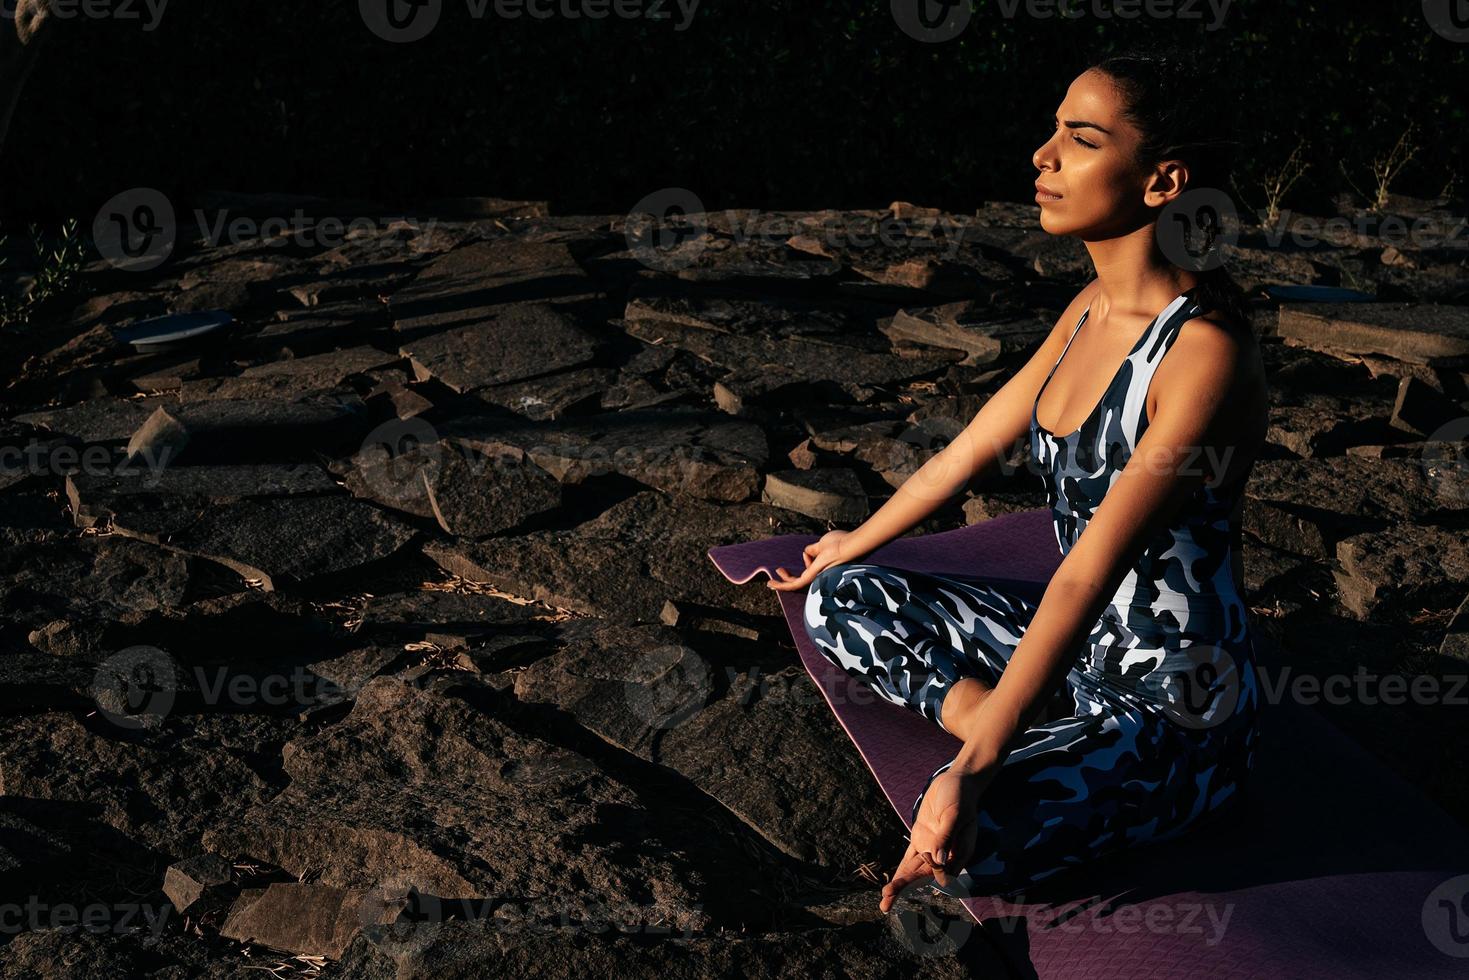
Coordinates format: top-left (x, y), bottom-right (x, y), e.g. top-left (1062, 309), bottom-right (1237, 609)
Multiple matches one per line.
top-left (1035, 182), bottom-right (1063, 203)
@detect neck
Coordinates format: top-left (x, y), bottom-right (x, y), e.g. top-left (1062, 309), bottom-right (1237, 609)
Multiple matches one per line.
top-left (1080, 222), bottom-right (1199, 324)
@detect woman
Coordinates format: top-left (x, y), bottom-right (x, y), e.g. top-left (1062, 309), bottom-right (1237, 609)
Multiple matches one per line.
top-left (769, 50), bottom-right (1269, 912)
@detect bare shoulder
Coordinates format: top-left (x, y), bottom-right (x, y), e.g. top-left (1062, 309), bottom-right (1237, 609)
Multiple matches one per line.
top-left (1153, 312), bottom-right (1268, 433)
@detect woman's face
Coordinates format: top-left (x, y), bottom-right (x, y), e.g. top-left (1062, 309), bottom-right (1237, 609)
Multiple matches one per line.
top-left (1032, 68), bottom-right (1169, 239)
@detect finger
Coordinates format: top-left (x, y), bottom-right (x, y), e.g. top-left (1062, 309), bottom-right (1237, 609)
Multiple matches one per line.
top-left (768, 563), bottom-right (821, 592)
top-left (879, 849), bottom-right (934, 914)
top-left (941, 812), bottom-right (980, 874)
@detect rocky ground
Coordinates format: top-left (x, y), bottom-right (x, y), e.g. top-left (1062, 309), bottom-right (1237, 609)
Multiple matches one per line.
top-left (0, 194), bottom-right (1466, 978)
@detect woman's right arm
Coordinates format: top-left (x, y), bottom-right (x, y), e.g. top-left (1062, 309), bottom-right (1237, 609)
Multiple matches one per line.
top-left (769, 284), bottom-right (1095, 592)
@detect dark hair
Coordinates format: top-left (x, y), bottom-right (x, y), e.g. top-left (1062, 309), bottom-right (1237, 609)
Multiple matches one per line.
top-left (1089, 48), bottom-right (1253, 333)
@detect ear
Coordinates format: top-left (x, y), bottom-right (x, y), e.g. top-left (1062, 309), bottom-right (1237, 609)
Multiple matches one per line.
top-left (1142, 159), bottom-right (1190, 209)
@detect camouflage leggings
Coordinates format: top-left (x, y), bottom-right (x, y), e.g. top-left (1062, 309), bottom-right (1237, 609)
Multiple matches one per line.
top-left (803, 562), bottom-right (1260, 898)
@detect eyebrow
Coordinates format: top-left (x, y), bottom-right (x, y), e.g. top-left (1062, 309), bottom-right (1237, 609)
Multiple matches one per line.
top-left (1059, 117), bottom-right (1113, 135)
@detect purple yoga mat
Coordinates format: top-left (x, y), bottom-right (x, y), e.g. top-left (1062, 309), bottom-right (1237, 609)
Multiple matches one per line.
top-left (708, 508), bottom-right (1469, 979)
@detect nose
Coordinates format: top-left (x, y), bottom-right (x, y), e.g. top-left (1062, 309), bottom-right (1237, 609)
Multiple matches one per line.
top-left (1033, 131), bottom-right (1059, 173)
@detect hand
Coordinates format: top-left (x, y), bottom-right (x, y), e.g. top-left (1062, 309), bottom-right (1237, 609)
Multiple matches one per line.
top-left (767, 529), bottom-right (854, 592)
top-left (909, 763), bottom-right (995, 878)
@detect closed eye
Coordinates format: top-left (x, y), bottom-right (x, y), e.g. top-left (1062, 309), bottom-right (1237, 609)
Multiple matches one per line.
top-left (1073, 134), bottom-right (1099, 149)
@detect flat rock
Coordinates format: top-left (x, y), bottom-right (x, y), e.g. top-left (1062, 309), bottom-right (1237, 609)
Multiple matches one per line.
top-left (357, 591), bottom-right (549, 642)
top-left (1390, 375), bottom-right (1465, 437)
top-left (423, 446), bottom-right (564, 538)
top-left (66, 463), bottom-right (339, 528)
top-left (389, 240), bottom-right (596, 338)
top-left (513, 621), bottom-right (893, 871)
top-left (422, 491), bottom-right (821, 623)
top-left (880, 302), bottom-right (1051, 366)
top-left (0, 712), bottom-right (294, 854)
top-left (447, 408), bottom-right (767, 503)
top-left (762, 469), bottom-right (868, 523)
top-left (1276, 303), bottom-right (1469, 365)
top-left (221, 882), bottom-right (392, 958)
top-left (1244, 457), bottom-right (1455, 556)
top-left (13, 397), bottom-right (168, 444)
top-left (103, 494), bottom-right (416, 591)
top-left (471, 366), bottom-right (616, 420)
top-left (0, 537), bottom-right (193, 630)
top-left (1265, 405), bottom-right (1393, 457)
top-left (307, 645), bottom-right (405, 698)
top-left (339, 440), bottom-right (563, 535)
top-left (180, 346), bottom-right (402, 402)
top-left (125, 394), bottom-right (372, 466)
top-left (332, 913), bottom-right (987, 979)
top-left (398, 302), bottom-right (600, 393)
top-left (624, 291), bottom-right (878, 347)
top-left (1334, 524), bottom-right (1469, 619)
top-left (163, 853), bottom-right (235, 916)
top-left (204, 675), bottom-right (717, 935)
top-left (624, 303), bottom-right (960, 407)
